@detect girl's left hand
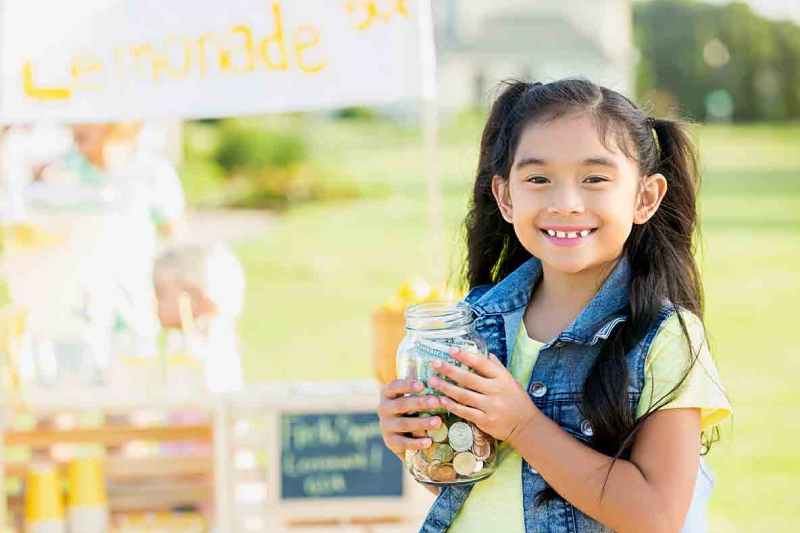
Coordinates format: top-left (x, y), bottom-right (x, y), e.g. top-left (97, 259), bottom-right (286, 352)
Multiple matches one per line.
top-left (429, 347), bottom-right (537, 443)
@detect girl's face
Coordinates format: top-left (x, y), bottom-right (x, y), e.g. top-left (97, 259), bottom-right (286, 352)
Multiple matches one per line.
top-left (492, 112), bottom-right (666, 276)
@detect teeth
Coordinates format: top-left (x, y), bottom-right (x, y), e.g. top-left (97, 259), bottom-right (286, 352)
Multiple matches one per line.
top-left (545, 229), bottom-right (594, 238)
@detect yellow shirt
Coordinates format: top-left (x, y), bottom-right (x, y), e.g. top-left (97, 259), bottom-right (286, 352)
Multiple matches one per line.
top-left (448, 311), bottom-right (731, 532)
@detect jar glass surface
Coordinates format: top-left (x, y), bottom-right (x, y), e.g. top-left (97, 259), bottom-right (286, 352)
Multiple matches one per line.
top-left (395, 301), bottom-right (496, 486)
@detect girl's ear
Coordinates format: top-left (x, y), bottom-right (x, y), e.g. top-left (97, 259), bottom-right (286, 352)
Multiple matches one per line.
top-left (491, 175), bottom-right (514, 223)
top-left (634, 172), bottom-right (668, 225)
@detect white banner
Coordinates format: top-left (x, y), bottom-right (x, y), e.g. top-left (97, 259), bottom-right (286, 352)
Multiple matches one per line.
top-left (0, 0), bottom-right (436, 122)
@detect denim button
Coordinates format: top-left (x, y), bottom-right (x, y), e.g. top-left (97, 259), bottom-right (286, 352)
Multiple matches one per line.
top-left (530, 382), bottom-right (547, 398)
top-left (580, 420), bottom-right (594, 437)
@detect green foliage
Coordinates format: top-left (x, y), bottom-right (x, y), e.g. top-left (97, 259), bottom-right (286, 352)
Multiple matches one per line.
top-left (634, 0), bottom-right (800, 121)
top-left (215, 120), bottom-right (309, 172)
top-left (181, 118), bottom-right (367, 209)
top-left (334, 106), bottom-right (378, 120)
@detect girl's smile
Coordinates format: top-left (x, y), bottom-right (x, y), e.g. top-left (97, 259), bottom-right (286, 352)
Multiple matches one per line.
top-left (539, 226), bottom-right (598, 246)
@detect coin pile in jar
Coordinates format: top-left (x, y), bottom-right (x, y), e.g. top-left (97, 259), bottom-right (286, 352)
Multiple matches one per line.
top-left (408, 413), bottom-right (495, 483)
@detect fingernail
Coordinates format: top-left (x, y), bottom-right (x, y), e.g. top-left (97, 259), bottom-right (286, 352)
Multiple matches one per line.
top-left (429, 376), bottom-right (439, 386)
top-left (427, 397), bottom-right (438, 407)
top-left (413, 381), bottom-right (423, 391)
top-left (440, 397), bottom-right (449, 405)
top-left (449, 347), bottom-right (459, 355)
top-left (430, 417), bottom-right (439, 427)
top-left (424, 439), bottom-right (432, 447)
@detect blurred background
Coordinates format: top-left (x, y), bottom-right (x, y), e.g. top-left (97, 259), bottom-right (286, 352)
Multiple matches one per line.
top-left (0, 0), bottom-right (798, 532)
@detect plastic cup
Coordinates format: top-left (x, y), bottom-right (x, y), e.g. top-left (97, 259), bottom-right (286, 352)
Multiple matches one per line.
top-left (66, 459), bottom-right (109, 533)
top-left (24, 463), bottom-right (65, 533)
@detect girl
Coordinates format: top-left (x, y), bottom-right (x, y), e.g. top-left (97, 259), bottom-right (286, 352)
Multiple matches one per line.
top-left (377, 79), bottom-right (731, 533)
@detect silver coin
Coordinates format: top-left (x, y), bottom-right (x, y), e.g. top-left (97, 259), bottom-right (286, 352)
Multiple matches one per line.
top-left (448, 421), bottom-right (474, 452)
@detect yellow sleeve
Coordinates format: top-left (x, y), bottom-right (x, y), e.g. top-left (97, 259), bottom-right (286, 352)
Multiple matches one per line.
top-left (636, 311), bottom-right (732, 430)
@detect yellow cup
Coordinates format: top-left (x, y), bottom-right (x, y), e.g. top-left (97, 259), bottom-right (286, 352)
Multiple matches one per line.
top-left (24, 463), bottom-right (64, 522)
top-left (66, 459), bottom-right (107, 507)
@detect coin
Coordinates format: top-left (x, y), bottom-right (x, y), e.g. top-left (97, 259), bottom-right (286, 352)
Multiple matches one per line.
top-left (471, 423), bottom-right (489, 444)
top-left (427, 421), bottom-right (449, 443)
top-left (412, 451), bottom-right (428, 472)
top-left (448, 422), bottom-right (474, 452)
top-left (430, 463), bottom-right (457, 482)
top-left (422, 443), bottom-right (438, 463)
top-left (472, 441), bottom-right (492, 461)
top-left (453, 452), bottom-right (478, 476)
top-left (473, 460), bottom-right (484, 473)
top-left (433, 443), bottom-right (455, 463)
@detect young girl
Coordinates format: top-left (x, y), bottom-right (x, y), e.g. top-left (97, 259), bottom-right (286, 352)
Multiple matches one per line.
top-left (377, 79), bottom-right (732, 533)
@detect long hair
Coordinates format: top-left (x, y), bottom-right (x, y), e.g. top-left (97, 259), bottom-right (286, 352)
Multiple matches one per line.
top-left (460, 78), bottom-right (720, 504)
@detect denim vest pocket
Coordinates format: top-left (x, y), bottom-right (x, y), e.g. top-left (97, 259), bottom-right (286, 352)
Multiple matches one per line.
top-left (552, 398), bottom-right (593, 444)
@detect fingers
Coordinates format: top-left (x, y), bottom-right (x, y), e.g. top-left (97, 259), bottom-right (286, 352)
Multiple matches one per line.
top-left (387, 434), bottom-right (433, 453)
top-left (440, 396), bottom-right (484, 424)
top-left (429, 374), bottom-right (484, 409)
top-left (382, 378), bottom-right (424, 400)
top-left (449, 347), bottom-right (501, 378)
top-left (378, 393), bottom-right (440, 417)
top-left (430, 358), bottom-right (487, 392)
top-left (389, 412), bottom-right (442, 432)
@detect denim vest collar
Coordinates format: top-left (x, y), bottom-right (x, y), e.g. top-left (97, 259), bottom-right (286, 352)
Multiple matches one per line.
top-left (469, 256), bottom-right (632, 346)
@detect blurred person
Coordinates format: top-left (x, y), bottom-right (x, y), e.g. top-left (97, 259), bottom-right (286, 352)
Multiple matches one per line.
top-left (378, 79), bottom-right (731, 533)
top-left (35, 123), bottom-right (187, 349)
top-left (0, 124), bottom-right (72, 220)
top-left (153, 244), bottom-right (245, 393)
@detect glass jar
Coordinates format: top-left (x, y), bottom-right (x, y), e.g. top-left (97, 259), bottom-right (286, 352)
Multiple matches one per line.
top-left (396, 301), bottom-right (497, 486)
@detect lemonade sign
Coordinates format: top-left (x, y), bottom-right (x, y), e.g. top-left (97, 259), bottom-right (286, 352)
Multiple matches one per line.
top-left (0, 0), bottom-right (436, 122)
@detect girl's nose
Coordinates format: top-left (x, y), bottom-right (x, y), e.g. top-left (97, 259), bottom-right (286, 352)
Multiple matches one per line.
top-left (547, 185), bottom-right (585, 215)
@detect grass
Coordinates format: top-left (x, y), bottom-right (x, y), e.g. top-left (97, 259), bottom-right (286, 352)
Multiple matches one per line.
top-left (229, 116), bottom-right (800, 532)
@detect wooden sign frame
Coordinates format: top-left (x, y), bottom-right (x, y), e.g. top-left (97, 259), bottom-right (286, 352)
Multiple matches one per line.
top-left (223, 384), bottom-right (418, 527)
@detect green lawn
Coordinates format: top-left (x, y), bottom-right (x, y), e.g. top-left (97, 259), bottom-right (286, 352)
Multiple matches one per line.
top-left (231, 117), bottom-right (800, 532)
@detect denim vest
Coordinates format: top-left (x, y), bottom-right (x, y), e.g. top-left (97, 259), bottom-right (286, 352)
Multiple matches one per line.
top-left (419, 256), bottom-right (715, 533)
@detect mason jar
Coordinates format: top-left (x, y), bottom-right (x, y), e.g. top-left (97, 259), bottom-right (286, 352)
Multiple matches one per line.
top-left (396, 301), bottom-right (497, 486)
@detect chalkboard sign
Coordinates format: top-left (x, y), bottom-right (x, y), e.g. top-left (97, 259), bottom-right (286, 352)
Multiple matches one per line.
top-left (280, 412), bottom-right (404, 500)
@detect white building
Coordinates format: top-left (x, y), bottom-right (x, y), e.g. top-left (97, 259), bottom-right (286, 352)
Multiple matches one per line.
top-left (432, 0), bottom-right (634, 112)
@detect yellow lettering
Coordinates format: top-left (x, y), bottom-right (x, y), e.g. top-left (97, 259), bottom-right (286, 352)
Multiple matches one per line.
top-left (197, 34), bottom-right (228, 76)
top-left (134, 45), bottom-right (160, 82)
top-left (228, 25), bottom-right (256, 73)
top-left (346, 1), bottom-right (390, 30)
top-left (22, 61), bottom-right (71, 101)
top-left (259, 2), bottom-right (288, 70)
top-left (396, 0), bottom-right (408, 17)
top-left (293, 26), bottom-right (326, 74)
top-left (156, 36), bottom-right (193, 79)
top-left (70, 54), bottom-right (104, 91)
top-left (115, 45), bottom-right (160, 82)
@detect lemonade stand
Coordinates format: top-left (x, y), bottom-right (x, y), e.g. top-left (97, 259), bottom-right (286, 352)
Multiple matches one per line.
top-left (0, 1), bottom-right (440, 532)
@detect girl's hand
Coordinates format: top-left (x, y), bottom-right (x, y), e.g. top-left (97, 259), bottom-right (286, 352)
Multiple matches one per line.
top-left (429, 347), bottom-right (536, 443)
top-left (377, 378), bottom-right (445, 462)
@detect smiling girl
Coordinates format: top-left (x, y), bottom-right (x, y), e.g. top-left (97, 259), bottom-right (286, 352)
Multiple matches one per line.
top-left (377, 79), bottom-right (731, 533)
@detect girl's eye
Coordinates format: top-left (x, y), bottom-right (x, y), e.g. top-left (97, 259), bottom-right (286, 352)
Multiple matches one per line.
top-left (527, 176), bottom-right (549, 184)
top-left (585, 176), bottom-right (608, 184)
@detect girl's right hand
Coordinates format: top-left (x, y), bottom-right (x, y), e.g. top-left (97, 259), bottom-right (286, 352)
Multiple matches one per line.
top-left (377, 379), bottom-right (443, 461)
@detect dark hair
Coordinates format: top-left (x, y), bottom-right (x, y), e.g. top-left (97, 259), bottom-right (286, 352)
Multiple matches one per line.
top-left (461, 78), bottom-right (721, 504)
